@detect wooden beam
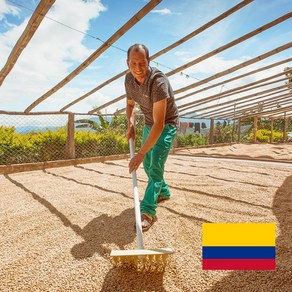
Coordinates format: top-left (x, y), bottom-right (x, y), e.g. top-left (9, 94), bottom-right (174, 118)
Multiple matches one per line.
top-left (191, 89), bottom-right (289, 116)
top-left (88, 94), bottom-right (126, 114)
top-left (175, 57), bottom-right (292, 101)
top-left (228, 98), bottom-right (292, 120)
top-left (65, 113), bottom-right (75, 159)
top-left (165, 13), bottom-right (292, 78)
top-left (0, 0), bottom-right (56, 86)
top-left (153, 0), bottom-right (254, 60)
top-left (209, 93), bottom-right (292, 120)
top-left (178, 68), bottom-right (292, 111)
top-left (253, 117), bottom-right (258, 143)
top-left (91, 12), bottom-right (292, 115)
top-left (60, 69), bottom-right (129, 111)
top-left (109, 44), bottom-right (292, 116)
top-left (209, 119), bottom-right (214, 144)
top-left (62, 0), bottom-right (253, 112)
top-left (270, 118), bottom-right (274, 143)
top-left (24, 0), bottom-right (162, 113)
top-left (237, 119), bottom-right (241, 142)
top-left (197, 92), bottom-right (292, 120)
top-left (231, 105), bottom-right (292, 119)
top-left (181, 84), bottom-right (289, 117)
top-left (283, 112), bottom-right (288, 142)
top-left (264, 110), bottom-right (292, 119)
top-left (0, 110), bottom-right (69, 115)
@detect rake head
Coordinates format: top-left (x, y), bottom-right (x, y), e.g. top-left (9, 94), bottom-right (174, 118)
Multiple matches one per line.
top-left (110, 248), bottom-right (173, 269)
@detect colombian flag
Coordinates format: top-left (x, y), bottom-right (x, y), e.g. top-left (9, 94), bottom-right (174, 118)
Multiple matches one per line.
top-left (202, 223), bottom-right (276, 270)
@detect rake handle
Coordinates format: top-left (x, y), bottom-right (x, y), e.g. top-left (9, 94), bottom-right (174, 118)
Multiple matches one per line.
top-left (129, 138), bottom-right (144, 249)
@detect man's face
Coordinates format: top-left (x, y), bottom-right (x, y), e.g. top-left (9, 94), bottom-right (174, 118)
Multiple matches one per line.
top-left (127, 48), bottom-right (149, 84)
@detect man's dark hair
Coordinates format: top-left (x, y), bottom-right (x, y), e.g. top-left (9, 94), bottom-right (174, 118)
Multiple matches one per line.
top-left (127, 44), bottom-right (150, 60)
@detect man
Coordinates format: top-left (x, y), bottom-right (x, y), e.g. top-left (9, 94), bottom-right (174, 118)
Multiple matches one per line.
top-left (125, 44), bottom-right (179, 232)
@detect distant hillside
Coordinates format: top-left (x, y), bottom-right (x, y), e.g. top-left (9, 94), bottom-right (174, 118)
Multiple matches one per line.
top-left (15, 126), bottom-right (60, 134)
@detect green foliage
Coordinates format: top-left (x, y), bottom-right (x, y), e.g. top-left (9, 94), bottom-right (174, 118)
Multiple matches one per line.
top-left (249, 129), bottom-right (283, 143)
top-left (239, 125), bottom-right (252, 142)
top-left (2, 114), bottom-right (289, 165)
top-left (110, 115), bottom-right (127, 134)
top-left (0, 126), bottom-right (129, 164)
top-left (213, 124), bottom-right (234, 143)
top-left (177, 133), bottom-right (207, 147)
top-left (0, 126), bottom-right (67, 164)
top-left (75, 116), bottom-right (109, 133)
top-left (259, 118), bottom-right (287, 132)
top-left (75, 130), bottom-right (128, 158)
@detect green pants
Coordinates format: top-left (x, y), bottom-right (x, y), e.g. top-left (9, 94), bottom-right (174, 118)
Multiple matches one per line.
top-left (140, 124), bottom-right (177, 217)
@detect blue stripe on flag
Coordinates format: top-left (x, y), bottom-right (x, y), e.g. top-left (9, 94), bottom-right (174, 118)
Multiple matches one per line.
top-left (202, 246), bottom-right (275, 259)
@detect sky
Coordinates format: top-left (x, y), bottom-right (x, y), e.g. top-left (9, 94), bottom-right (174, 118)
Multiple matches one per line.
top-left (0, 0), bottom-right (291, 118)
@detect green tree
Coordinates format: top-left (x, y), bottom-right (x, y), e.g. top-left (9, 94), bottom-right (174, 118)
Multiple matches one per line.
top-left (75, 110), bottom-right (109, 133)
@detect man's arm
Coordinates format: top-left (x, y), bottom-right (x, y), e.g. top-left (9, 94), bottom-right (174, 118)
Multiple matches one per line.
top-left (128, 98), bottom-right (167, 173)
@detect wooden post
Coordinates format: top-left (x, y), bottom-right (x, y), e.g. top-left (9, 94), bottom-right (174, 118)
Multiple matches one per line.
top-left (171, 137), bottom-right (178, 154)
top-left (270, 118), bottom-right (274, 143)
top-left (283, 112), bottom-right (288, 142)
top-left (66, 113), bottom-right (75, 159)
top-left (232, 120), bottom-right (236, 143)
top-left (253, 116), bottom-right (258, 143)
top-left (209, 119), bottom-right (214, 144)
top-left (237, 119), bottom-right (241, 142)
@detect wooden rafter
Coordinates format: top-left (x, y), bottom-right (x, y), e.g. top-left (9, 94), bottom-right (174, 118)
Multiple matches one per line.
top-left (188, 90), bottom-right (292, 120)
top-left (165, 13), bottom-right (292, 78)
top-left (265, 110), bottom-right (292, 119)
top-left (214, 94), bottom-right (292, 120)
top-left (1, 0), bottom-right (291, 122)
top-left (178, 69), bottom-right (292, 111)
top-left (182, 84), bottom-right (290, 117)
top-left (23, 0), bottom-right (162, 113)
top-left (109, 47), bottom-right (292, 116)
top-left (231, 104), bottom-right (292, 119)
top-left (197, 92), bottom-right (292, 119)
top-left (94, 34), bottom-right (292, 115)
top-left (184, 91), bottom-right (290, 118)
top-left (175, 54), bottom-right (292, 102)
top-left (85, 0), bottom-right (253, 114)
top-left (0, 0), bottom-right (56, 86)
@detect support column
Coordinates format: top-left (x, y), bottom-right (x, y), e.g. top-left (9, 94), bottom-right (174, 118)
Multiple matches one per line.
top-left (237, 119), bottom-right (241, 143)
top-left (172, 137), bottom-right (178, 154)
top-left (283, 112), bottom-right (288, 142)
top-left (231, 120), bottom-right (236, 143)
top-left (253, 116), bottom-right (258, 143)
top-left (209, 119), bottom-right (214, 144)
top-left (270, 118), bottom-right (274, 143)
top-left (66, 113), bottom-right (75, 159)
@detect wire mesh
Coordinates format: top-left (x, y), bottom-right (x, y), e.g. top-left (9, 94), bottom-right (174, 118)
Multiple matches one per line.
top-left (0, 113), bottom-right (291, 165)
top-left (73, 114), bottom-right (144, 158)
top-left (0, 114), bottom-right (68, 165)
top-left (0, 113), bottom-right (144, 165)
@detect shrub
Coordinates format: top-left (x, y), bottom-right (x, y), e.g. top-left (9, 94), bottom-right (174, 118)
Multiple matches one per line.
top-left (177, 133), bottom-right (207, 147)
top-left (75, 130), bottom-right (128, 158)
top-left (249, 129), bottom-right (283, 143)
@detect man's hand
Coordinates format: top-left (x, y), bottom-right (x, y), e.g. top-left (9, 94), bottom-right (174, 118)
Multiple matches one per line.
top-left (129, 152), bottom-right (145, 173)
top-left (126, 124), bottom-right (136, 141)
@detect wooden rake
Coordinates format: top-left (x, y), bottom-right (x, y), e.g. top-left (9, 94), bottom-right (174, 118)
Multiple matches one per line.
top-left (110, 138), bottom-right (173, 268)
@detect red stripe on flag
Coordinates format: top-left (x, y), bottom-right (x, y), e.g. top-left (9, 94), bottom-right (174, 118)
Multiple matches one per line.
top-left (202, 259), bottom-right (276, 270)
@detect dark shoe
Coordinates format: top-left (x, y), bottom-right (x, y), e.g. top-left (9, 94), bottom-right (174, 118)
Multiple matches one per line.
top-left (157, 195), bottom-right (170, 203)
top-left (141, 213), bottom-right (157, 232)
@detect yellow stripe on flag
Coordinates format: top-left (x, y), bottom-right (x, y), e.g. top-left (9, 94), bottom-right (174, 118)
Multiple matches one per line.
top-left (202, 223), bottom-right (276, 246)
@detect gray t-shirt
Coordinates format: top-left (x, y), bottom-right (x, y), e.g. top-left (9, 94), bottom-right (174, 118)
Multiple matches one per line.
top-left (125, 66), bottom-right (179, 127)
